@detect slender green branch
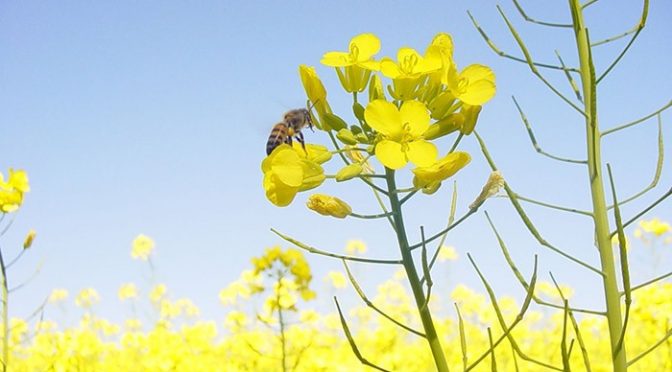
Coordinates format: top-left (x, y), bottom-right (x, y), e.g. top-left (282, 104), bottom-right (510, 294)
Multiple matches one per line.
top-left (627, 328), bottom-right (672, 367)
top-left (0, 244), bottom-right (8, 372)
top-left (399, 190), bottom-right (419, 205)
top-left (449, 133), bottom-right (464, 153)
top-left (607, 115), bottom-right (664, 209)
top-left (487, 328), bottom-right (498, 370)
top-left (467, 11), bottom-right (580, 73)
top-left (349, 211), bottom-right (395, 220)
top-left (596, 0), bottom-right (649, 84)
top-left (5, 250), bottom-right (26, 269)
top-left (582, 0), bottom-right (599, 9)
top-left (342, 260), bottom-right (425, 337)
top-left (271, 229), bottom-right (402, 265)
top-left (512, 0), bottom-right (573, 27)
top-left (465, 256), bottom-right (538, 371)
top-left (607, 164), bottom-right (632, 358)
top-left (485, 211), bottom-right (605, 316)
top-left (327, 131), bottom-right (389, 195)
top-left (455, 303), bottom-right (468, 371)
top-left (409, 208), bottom-right (477, 251)
top-left (602, 100), bottom-right (671, 136)
top-left (475, 132), bottom-right (604, 276)
top-left (611, 185), bottom-right (672, 237)
top-left (8, 261), bottom-right (43, 293)
top-left (497, 6), bottom-right (586, 115)
top-left (627, 271), bottom-right (672, 295)
top-left (555, 50), bottom-right (583, 101)
top-left (0, 217), bottom-right (15, 238)
top-left (420, 227), bottom-right (432, 312)
top-left (334, 297), bottom-right (391, 372)
top-left (468, 254), bottom-right (560, 371)
top-left (513, 96), bottom-right (587, 164)
top-left (548, 272), bottom-right (593, 371)
top-left (419, 182), bottom-right (459, 286)
top-left (560, 300), bottom-right (570, 371)
top-left (513, 193), bottom-right (592, 216)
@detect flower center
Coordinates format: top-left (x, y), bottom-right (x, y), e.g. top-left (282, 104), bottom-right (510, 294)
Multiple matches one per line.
top-left (400, 54), bottom-right (419, 74)
top-left (349, 44), bottom-right (360, 62)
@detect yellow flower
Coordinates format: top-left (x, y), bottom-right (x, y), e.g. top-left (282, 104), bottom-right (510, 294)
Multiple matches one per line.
top-left (345, 239), bottom-right (367, 255)
top-left (75, 288), bottom-right (101, 308)
top-left (381, 47), bottom-right (442, 99)
top-left (321, 33), bottom-right (381, 92)
top-left (149, 283), bottom-right (167, 304)
top-left (327, 271), bottom-right (347, 289)
top-left (23, 229), bottom-right (36, 250)
top-left (306, 194), bottom-right (352, 218)
top-left (322, 33), bottom-right (381, 69)
top-left (438, 245), bottom-right (458, 262)
top-left (118, 283), bottom-right (138, 301)
top-left (131, 234), bottom-right (155, 260)
top-left (412, 151), bottom-right (471, 188)
top-left (124, 318), bottom-right (142, 331)
top-left (48, 288), bottom-right (69, 303)
top-left (638, 218), bottom-right (671, 237)
top-left (262, 144), bottom-right (325, 207)
top-left (444, 64), bottom-right (496, 106)
top-left (0, 169), bottom-right (29, 213)
top-left (365, 100), bottom-right (438, 169)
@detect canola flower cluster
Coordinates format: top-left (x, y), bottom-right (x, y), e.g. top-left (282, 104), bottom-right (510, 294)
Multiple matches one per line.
top-left (262, 32), bottom-right (494, 208)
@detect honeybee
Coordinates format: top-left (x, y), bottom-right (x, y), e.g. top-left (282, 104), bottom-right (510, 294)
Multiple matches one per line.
top-left (266, 108), bottom-right (314, 155)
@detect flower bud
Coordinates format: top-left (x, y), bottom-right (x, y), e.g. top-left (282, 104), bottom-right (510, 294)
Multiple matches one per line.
top-left (23, 229), bottom-right (36, 250)
top-left (306, 194), bottom-right (352, 218)
top-left (423, 114), bottom-right (463, 141)
top-left (335, 163), bottom-right (363, 182)
top-left (459, 104), bottom-right (482, 135)
top-left (368, 74), bottom-right (385, 102)
top-left (336, 129), bottom-right (358, 145)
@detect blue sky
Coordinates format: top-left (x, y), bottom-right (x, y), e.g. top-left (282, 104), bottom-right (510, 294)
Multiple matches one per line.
top-left (2, 1), bottom-right (670, 324)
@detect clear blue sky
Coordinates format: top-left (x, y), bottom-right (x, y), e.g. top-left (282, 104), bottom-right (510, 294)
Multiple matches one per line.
top-left (2, 1), bottom-right (670, 324)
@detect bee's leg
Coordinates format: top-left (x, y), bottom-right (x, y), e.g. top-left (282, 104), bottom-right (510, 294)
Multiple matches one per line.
top-left (297, 131), bottom-right (307, 154)
top-left (286, 136), bottom-right (293, 147)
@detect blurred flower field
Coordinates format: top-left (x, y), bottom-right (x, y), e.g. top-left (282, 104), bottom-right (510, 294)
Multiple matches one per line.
top-left (7, 223), bottom-right (672, 372)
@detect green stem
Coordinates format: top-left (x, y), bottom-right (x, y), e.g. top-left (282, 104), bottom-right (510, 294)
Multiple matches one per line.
top-left (0, 245), bottom-right (7, 372)
top-left (570, 1), bottom-right (626, 370)
top-left (384, 168), bottom-right (448, 372)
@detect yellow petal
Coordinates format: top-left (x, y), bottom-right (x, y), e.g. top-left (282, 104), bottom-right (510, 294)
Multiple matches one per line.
top-left (460, 79), bottom-right (496, 106)
top-left (350, 33), bottom-right (381, 61)
top-left (406, 140), bottom-right (438, 167)
top-left (461, 64), bottom-right (495, 83)
top-left (298, 65), bottom-right (327, 105)
top-left (400, 100), bottom-right (430, 137)
top-left (364, 100), bottom-right (402, 137)
top-left (380, 58), bottom-right (402, 79)
top-left (375, 140), bottom-right (407, 170)
top-left (271, 148), bottom-right (303, 187)
top-left (299, 160), bottom-right (325, 191)
top-left (321, 51), bottom-right (353, 67)
top-left (264, 174), bottom-right (299, 207)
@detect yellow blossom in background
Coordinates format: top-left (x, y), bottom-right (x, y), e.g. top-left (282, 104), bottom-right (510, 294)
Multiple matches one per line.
top-left (224, 310), bottom-right (248, 331)
top-left (75, 288), bottom-right (101, 308)
top-left (262, 144), bottom-right (325, 207)
top-left (345, 239), bottom-right (367, 255)
top-left (48, 288), bottom-right (69, 303)
top-left (23, 229), bottom-right (36, 249)
top-left (131, 234), bottom-right (155, 261)
top-left (535, 281), bottom-right (575, 300)
top-left (638, 218), bottom-right (671, 237)
top-left (118, 283), bottom-right (138, 301)
top-left (326, 271), bottom-right (347, 289)
top-left (444, 63), bottom-right (496, 106)
top-left (124, 318), bottom-right (142, 331)
top-left (149, 283), bottom-right (167, 304)
top-left (437, 245), bottom-right (458, 262)
top-left (306, 194), bottom-right (352, 218)
top-left (0, 169), bottom-right (30, 213)
top-left (365, 100), bottom-right (438, 169)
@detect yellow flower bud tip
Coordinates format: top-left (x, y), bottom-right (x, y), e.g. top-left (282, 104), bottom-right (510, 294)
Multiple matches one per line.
top-left (23, 229), bottom-right (36, 250)
top-left (469, 171), bottom-right (505, 210)
top-left (306, 194), bottom-right (352, 218)
top-left (335, 163), bottom-right (363, 182)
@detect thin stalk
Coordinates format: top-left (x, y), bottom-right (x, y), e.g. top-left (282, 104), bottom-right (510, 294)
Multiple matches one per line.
top-left (384, 168), bottom-right (448, 372)
top-left (276, 276), bottom-right (288, 372)
top-left (0, 245), bottom-right (8, 372)
top-left (569, 1), bottom-right (626, 370)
